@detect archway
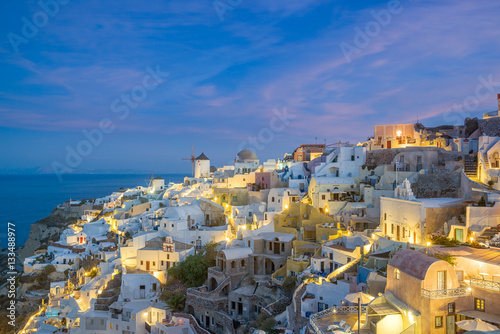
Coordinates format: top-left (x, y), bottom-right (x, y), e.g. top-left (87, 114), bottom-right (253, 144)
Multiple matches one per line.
top-left (209, 277), bottom-right (218, 291)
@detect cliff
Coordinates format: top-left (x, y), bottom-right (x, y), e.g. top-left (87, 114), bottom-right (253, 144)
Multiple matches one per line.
top-left (19, 203), bottom-right (101, 261)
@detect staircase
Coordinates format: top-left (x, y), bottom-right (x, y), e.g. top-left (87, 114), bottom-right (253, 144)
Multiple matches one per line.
top-left (292, 283), bottom-right (309, 333)
top-left (463, 155), bottom-right (477, 178)
top-left (483, 153), bottom-right (491, 169)
top-left (476, 224), bottom-right (500, 243)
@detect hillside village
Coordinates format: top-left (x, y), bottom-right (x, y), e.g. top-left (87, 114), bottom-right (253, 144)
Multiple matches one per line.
top-left (9, 95), bottom-right (500, 334)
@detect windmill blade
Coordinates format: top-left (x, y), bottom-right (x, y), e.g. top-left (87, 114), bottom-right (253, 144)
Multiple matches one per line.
top-left (191, 142), bottom-right (195, 159)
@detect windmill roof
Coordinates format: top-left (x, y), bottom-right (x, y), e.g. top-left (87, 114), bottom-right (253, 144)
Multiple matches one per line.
top-left (196, 152), bottom-right (210, 160)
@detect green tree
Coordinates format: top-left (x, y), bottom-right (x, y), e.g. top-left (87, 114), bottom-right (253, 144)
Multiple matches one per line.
top-left (167, 253), bottom-right (210, 287)
top-left (282, 276), bottom-right (297, 295)
top-left (166, 292), bottom-right (186, 311)
top-left (43, 265), bottom-right (56, 276)
top-left (203, 241), bottom-right (221, 266)
top-left (434, 253), bottom-right (456, 266)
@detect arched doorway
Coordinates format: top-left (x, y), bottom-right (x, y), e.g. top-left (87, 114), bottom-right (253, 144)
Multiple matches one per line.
top-left (265, 259), bottom-right (275, 275)
top-left (209, 277), bottom-right (218, 291)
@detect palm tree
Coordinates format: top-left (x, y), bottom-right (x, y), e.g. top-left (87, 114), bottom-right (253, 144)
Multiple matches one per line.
top-left (167, 293), bottom-right (186, 311)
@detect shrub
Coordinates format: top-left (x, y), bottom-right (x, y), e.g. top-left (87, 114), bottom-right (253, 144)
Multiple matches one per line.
top-left (434, 253), bottom-right (456, 266)
top-left (43, 265), bottom-right (56, 276)
top-left (283, 276), bottom-right (297, 295)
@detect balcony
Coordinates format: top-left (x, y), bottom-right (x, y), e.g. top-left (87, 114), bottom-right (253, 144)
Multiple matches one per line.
top-left (470, 278), bottom-right (500, 292)
top-left (421, 287), bottom-right (470, 299)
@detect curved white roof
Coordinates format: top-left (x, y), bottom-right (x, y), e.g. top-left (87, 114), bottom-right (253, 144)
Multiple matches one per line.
top-left (221, 247), bottom-right (252, 260)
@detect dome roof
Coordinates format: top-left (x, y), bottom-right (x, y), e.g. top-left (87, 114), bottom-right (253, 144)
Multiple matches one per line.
top-left (236, 149), bottom-right (258, 162)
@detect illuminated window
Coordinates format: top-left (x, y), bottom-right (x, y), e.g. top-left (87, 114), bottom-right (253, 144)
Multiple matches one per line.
top-left (435, 316), bottom-right (443, 328)
top-left (110, 324), bottom-right (113, 329)
top-left (475, 298), bottom-right (485, 311)
top-left (395, 269), bottom-right (400, 280)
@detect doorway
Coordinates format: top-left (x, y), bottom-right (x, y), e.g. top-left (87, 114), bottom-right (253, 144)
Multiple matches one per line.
top-left (146, 261), bottom-right (150, 270)
top-left (446, 315), bottom-right (455, 334)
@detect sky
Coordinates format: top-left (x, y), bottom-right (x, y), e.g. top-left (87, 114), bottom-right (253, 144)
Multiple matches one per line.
top-left (1, 0), bottom-right (500, 175)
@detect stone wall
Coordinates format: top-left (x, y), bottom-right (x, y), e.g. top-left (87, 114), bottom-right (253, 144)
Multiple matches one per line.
top-left (411, 171), bottom-right (462, 198)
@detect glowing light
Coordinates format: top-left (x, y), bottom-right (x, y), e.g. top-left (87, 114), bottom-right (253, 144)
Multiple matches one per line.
top-left (144, 312), bottom-right (148, 316)
top-left (226, 238), bottom-right (230, 243)
top-left (214, 197), bottom-right (217, 201)
top-left (467, 287), bottom-right (472, 292)
top-left (325, 207), bottom-right (329, 213)
top-left (426, 241), bottom-right (431, 247)
top-left (284, 204), bottom-right (288, 209)
top-left (470, 237), bottom-right (474, 243)
top-left (408, 311), bottom-right (414, 323)
top-left (371, 234), bottom-right (375, 239)
top-left (396, 130), bottom-right (402, 137)
top-left (241, 225), bottom-right (247, 230)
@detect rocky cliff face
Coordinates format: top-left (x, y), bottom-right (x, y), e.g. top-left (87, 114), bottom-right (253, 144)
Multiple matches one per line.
top-left (19, 204), bottom-right (98, 261)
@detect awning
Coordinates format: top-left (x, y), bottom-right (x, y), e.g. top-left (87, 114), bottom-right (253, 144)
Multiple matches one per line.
top-left (458, 310), bottom-right (500, 324)
top-left (370, 303), bottom-right (400, 316)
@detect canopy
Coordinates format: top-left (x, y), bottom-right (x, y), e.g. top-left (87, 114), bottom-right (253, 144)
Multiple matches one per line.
top-left (456, 319), bottom-right (499, 332)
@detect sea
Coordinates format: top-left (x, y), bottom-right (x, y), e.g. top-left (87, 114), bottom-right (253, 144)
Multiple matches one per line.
top-left (0, 174), bottom-right (185, 249)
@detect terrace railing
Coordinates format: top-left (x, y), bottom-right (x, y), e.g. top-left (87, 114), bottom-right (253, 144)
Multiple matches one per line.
top-left (421, 287), bottom-right (470, 299)
top-left (309, 305), bottom-right (367, 334)
top-left (470, 278), bottom-right (500, 292)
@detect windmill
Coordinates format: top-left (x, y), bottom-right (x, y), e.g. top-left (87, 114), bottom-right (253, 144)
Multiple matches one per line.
top-left (182, 143), bottom-right (195, 177)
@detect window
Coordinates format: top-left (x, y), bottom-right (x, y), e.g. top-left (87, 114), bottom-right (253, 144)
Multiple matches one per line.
top-left (161, 261), bottom-right (164, 266)
top-left (269, 242), bottom-right (272, 251)
top-left (152, 261), bottom-right (156, 266)
top-left (475, 298), bottom-right (485, 311)
top-left (395, 269), bottom-right (400, 280)
top-left (141, 261), bottom-right (144, 265)
top-left (437, 271), bottom-right (447, 290)
top-left (384, 213), bottom-right (387, 220)
top-left (90, 319), bottom-right (94, 325)
top-left (391, 224), bottom-right (394, 234)
top-left (435, 316), bottom-right (443, 328)
top-left (100, 319), bottom-right (105, 325)
top-left (456, 270), bottom-right (464, 281)
top-left (417, 156), bottom-right (423, 171)
top-left (116, 325), bottom-right (119, 330)
top-left (351, 155), bottom-right (355, 161)
top-left (322, 195), bottom-right (326, 200)
top-left (448, 303), bottom-right (455, 314)
top-left (272, 197), bottom-right (275, 202)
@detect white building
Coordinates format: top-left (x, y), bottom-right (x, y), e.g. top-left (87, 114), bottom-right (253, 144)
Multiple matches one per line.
top-left (477, 136), bottom-right (500, 190)
top-left (267, 188), bottom-right (301, 212)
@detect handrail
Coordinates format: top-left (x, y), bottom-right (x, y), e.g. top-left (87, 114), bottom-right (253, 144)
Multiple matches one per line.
top-left (421, 287), bottom-right (470, 299)
top-left (470, 277), bottom-right (500, 291)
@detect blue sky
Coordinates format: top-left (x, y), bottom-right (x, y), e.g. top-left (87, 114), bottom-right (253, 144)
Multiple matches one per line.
top-left (1, 0), bottom-right (500, 174)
